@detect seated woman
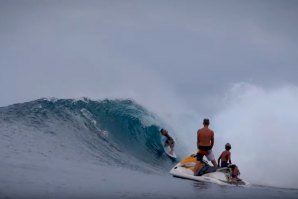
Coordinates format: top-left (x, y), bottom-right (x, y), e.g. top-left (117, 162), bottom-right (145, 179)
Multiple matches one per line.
top-left (229, 164), bottom-right (241, 181)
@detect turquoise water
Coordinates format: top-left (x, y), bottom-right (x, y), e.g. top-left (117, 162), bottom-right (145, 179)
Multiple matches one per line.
top-left (0, 98), bottom-right (297, 199)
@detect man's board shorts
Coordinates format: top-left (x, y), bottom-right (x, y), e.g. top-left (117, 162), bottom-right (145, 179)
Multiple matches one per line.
top-left (221, 161), bottom-right (228, 168)
top-left (205, 150), bottom-right (215, 161)
top-left (196, 146), bottom-right (215, 162)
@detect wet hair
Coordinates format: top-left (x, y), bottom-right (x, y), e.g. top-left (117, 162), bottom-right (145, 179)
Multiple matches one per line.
top-left (203, 118), bottom-right (210, 125)
top-left (225, 143), bottom-right (231, 150)
top-left (160, 129), bottom-right (164, 133)
top-left (229, 164), bottom-right (236, 169)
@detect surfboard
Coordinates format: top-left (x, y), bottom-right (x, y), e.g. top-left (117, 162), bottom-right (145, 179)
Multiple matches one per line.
top-left (165, 145), bottom-right (177, 159)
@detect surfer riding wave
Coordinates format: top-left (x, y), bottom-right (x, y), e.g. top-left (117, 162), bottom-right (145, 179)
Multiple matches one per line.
top-left (160, 129), bottom-right (175, 155)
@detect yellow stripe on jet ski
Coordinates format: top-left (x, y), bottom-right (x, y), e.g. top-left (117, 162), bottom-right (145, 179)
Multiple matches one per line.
top-left (180, 154), bottom-right (197, 164)
top-left (180, 154), bottom-right (205, 172)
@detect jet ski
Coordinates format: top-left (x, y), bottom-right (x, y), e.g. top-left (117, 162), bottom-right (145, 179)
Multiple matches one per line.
top-left (169, 154), bottom-right (249, 186)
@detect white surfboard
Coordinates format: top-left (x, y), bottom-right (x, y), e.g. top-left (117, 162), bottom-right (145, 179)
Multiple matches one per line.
top-left (165, 146), bottom-right (177, 159)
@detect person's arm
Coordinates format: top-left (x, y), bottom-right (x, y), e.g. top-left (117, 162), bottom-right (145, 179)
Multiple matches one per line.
top-left (168, 135), bottom-right (174, 148)
top-left (164, 139), bottom-right (167, 147)
top-left (210, 131), bottom-right (214, 148)
top-left (217, 154), bottom-right (222, 167)
top-left (228, 152), bottom-right (232, 164)
top-left (197, 130), bottom-right (200, 149)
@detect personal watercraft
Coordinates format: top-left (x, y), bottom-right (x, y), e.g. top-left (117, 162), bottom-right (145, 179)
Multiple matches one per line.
top-left (169, 154), bottom-right (249, 186)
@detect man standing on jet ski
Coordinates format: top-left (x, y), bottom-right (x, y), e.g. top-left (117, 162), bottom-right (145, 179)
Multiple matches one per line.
top-left (194, 118), bottom-right (217, 171)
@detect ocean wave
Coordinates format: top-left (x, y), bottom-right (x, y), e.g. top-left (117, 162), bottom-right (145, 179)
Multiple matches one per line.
top-left (0, 98), bottom-right (175, 173)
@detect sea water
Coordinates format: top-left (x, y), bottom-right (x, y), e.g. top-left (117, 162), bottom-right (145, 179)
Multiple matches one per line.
top-left (0, 98), bottom-right (297, 199)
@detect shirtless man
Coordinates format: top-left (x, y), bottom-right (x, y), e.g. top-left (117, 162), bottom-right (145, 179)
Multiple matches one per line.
top-left (194, 118), bottom-right (217, 174)
top-left (218, 143), bottom-right (232, 168)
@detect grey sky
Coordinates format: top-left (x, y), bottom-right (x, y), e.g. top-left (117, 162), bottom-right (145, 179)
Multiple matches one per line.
top-left (2, 1), bottom-right (298, 188)
top-left (1, 0), bottom-right (298, 114)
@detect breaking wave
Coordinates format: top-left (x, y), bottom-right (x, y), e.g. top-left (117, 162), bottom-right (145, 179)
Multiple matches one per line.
top-left (0, 98), bottom-right (179, 173)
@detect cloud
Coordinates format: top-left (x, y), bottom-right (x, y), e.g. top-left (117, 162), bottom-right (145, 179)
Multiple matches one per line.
top-left (0, 0), bottom-right (298, 113)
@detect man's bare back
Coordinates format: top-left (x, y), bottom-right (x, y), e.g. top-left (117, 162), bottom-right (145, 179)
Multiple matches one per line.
top-left (220, 150), bottom-right (230, 162)
top-left (197, 127), bottom-right (214, 147)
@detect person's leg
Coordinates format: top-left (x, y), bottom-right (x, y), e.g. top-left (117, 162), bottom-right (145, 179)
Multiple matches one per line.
top-left (206, 150), bottom-right (218, 167)
top-left (211, 160), bottom-right (217, 167)
top-left (193, 153), bottom-right (204, 176)
top-left (221, 161), bottom-right (228, 168)
top-left (169, 141), bottom-right (175, 154)
top-left (196, 153), bottom-right (203, 162)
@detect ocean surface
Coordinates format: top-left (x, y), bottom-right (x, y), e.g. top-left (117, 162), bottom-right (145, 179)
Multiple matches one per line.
top-left (0, 98), bottom-right (297, 199)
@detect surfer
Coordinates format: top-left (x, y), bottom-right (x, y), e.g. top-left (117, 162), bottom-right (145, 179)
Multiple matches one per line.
top-left (218, 143), bottom-right (232, 168)
top-left (160, 129), bottom-right (175, 154)
top-left (194, 118), bottom-right (217, 174)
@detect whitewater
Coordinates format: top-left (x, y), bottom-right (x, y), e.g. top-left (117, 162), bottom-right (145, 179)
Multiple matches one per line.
top-left (0, 97), bottom-right (297, 199)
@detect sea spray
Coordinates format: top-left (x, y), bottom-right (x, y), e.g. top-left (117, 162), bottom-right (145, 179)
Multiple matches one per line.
top-left (213, 83), bottom-right (298, 189)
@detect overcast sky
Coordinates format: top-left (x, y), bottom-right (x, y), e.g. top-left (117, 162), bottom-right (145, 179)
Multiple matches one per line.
top-left (2, 1), bottom-right (298, 188)
top-left (1, 0), bottom-right (298, 115)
